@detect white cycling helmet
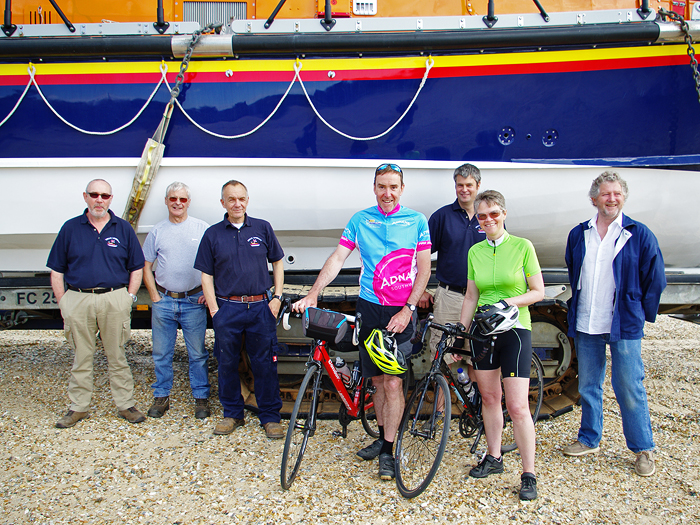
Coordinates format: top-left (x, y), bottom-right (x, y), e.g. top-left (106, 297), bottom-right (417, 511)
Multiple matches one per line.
top-left (473, 301), bottom-right (519, 335)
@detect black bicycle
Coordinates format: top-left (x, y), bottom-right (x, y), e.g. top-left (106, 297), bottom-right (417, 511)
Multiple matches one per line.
top-left (394, 315), bottom-right (544, 498)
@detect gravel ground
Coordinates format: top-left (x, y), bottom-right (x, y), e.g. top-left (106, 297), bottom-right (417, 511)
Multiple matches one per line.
top-left (1, 315), bottom-right (699, 525)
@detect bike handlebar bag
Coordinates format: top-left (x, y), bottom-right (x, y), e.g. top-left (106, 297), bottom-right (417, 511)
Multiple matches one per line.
top-left (303, 307), bottom-right (349, 344)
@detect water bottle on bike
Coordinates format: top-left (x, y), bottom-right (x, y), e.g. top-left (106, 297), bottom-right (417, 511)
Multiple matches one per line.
top-left (334, 357), bottom-right (352, 388)
top-left (457, 367), bottom-right (477, 405)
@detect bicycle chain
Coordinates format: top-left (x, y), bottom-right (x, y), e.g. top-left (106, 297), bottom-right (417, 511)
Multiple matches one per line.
top-left (659, 8), bottom-right (700, 105)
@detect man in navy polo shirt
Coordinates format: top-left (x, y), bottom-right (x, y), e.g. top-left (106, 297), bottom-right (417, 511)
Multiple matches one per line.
top-left (195, 180), bottom-right (285, 439)
top-left (418, 163), bottom-right (486, 378)
top-left (48, 179), bottom-right (146, 428)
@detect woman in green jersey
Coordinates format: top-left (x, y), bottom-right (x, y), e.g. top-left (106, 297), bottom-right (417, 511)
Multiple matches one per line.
top-left (459, 190), bottom-right (545, 501)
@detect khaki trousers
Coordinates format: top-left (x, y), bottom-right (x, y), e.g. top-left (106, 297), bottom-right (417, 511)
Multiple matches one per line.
top-left (59, 288), bottom-right (136, 412)
top-left (430, 285), bottom-right (472, 366)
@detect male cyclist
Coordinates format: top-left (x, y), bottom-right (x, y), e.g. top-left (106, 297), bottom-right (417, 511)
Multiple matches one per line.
top-left (293, 163), bottom-right (431, 481)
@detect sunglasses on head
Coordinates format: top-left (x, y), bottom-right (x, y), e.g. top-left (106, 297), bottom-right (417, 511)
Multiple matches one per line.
top-left (168, 196), bottom-right (189, 203)
top-left (476, 210), bottom-right (503, 221)
top-left (375, 163), bottom-right (402, 175)
top-left (87, 192), bottom-right (112, 200)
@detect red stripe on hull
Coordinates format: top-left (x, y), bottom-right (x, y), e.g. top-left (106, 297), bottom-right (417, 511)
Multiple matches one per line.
top-left (0, 54), bottom-right (688, 86)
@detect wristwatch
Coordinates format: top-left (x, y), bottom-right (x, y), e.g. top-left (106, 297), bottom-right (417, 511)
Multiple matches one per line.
top-left (129, 293), bottom-right (138, 303)
top-left (273, 295), bottom-right (283, 302)
top-left (405, 303), bottom-right (416, 312)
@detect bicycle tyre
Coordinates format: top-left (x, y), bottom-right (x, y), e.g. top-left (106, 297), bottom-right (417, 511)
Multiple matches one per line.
top-left (501, 352), bottom-right (544, 454)
top-left (360, 379), bottom-right (380, 439)
top-left (280, 365), bottom-right (321, 490)
top-left (395, 373), bottom-right (450, 498)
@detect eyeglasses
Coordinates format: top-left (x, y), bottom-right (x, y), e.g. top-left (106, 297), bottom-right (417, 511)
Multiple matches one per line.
top-left (375, 163), bottom-right (402, 175)
top-left (168, 196), bottom-right (189, 203)
top-left (476, 210), bottom-right (503, 221)
top-left (87, 192), bottom-right (112, 200)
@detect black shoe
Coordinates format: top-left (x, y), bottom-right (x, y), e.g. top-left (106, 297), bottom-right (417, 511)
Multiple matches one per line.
top-left (194, 398), bottom-right (211, 419)
top-left (469, 454), bottom-right (504, 478)
top-left (356, 439), bottom-right (384, 461)
top-left (147, 397), bottom-right (170, 418)
top-left (378, 453), bottom-right (395, 480)
top-left (519, 473), bottom-right (537, 500)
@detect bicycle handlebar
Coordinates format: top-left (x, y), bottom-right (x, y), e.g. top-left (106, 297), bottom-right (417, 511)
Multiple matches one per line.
top-left (277, 298), bottom-right (361, 346)
top-left (412, 314), bottom-right (490, 346)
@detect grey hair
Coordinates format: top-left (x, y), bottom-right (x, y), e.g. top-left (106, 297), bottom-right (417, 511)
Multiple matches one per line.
top-left (165, 181), bottom-right (191, 200)
top-left (221, 180), bottom-right (248, 199)
top-left (85, 179), bottom-right (112, 194)
top-left (589, 171), bottom-right (629, 201)
top-left (453, 163), bottom-right (482, 185)
top-left (474, 190), bottom-right (506, 214)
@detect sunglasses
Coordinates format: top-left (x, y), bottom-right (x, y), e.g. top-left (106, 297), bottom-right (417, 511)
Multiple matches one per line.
top-left (476, 210), bottom-right (503, 221)
top-left (168, 196), bottom-right (189, 203)
top-left (87, 192), bottom-right (112, 200)
top-left (375, 163), bottom-right (403, 175)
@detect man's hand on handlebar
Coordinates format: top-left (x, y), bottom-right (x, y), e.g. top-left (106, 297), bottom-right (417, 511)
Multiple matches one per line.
top-left (292, 295), bottom-right (317, 313)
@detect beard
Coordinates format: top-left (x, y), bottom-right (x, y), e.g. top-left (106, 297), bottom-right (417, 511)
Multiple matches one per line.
top-left (89, 207), bottom-right (108, 219)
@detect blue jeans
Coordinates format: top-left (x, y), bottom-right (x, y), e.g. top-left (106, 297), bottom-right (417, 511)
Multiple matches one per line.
top-left (212, 299), bottom-right (282, 425)
top-left (575, 332), bottom-right (654, 453)
top-left (151, 292), bottom-right (210, 399)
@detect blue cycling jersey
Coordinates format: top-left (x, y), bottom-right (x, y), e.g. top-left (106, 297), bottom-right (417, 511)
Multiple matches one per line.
top-left (340, 204), bottom-right (431, 306)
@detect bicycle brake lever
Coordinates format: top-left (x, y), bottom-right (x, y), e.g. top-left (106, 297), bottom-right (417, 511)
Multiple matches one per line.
top-left (352, 312), bottom-right (361, 346)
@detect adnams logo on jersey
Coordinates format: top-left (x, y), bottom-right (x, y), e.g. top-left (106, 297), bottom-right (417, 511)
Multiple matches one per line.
top-left (105, 237), bottom-right (121, 248)
top-left (372, 248), bottom-right (415, 305)
top-left (363, 218), bottom-right (382, 229)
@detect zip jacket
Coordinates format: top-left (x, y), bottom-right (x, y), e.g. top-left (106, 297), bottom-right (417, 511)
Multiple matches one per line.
top-left (565, 214), bottom-right (666, 342)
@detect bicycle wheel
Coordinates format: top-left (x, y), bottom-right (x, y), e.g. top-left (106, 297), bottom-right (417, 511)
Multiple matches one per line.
top-left (360, 379), bottom-right (380, 439)
top-left (395, 373), bottom-right (450, 498)
top-left (280, 364), bottom-right (321, 490)
top-left (501, 352), bottom-right (544, 454)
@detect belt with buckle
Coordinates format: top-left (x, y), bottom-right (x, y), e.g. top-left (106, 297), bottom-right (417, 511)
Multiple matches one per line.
top-left (156, 284), bottom-right (203, 299)
top-left (67, 285), bottom-right (125, 294)
top-left (222, 294), bottom-right (266, 303)
top-left (438, 282), bottom-right (468, 295)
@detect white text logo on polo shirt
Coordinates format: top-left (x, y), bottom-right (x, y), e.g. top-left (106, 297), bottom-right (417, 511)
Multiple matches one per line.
top-left (248, 236), bottom-right (263, 247)
top-left (105, 237), bottom-right (121, 248)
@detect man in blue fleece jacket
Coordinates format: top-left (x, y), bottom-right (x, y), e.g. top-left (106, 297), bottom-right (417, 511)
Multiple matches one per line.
top-left (563, 171), bottom-right (666, 478)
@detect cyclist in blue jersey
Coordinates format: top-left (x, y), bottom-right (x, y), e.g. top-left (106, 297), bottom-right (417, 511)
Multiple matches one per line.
top-left (293, 163), bottom-right (431, 481)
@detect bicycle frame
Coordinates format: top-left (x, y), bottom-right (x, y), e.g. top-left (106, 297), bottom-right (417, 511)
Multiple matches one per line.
top-left (307, 339), bottom-right (366, 419)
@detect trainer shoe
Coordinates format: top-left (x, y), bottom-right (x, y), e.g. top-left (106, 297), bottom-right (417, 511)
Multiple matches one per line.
top-left (213, 417), bottom-right (245, 435)
top-left (118, 407), bottom-right (146, 424)
top-left (562, 440), bottom-right (600, 457)
top-left (147, 397), bottom-right (170, 418)
top-left (194, 398), bottom-right (211, 419)
top-left (378, 452), bottom-right (395, 480)
top-left (519, 473), bottom-right (538, 500)
top-left (635, 451), bottom-right (655, 477)
top-left (55, 410), bottom-right (89, 429)
top-left (263, 421), bottom-right (284, 439)
top-left (469, 454), bottom-right (504, 478)
top-left (356, 439), bottom-right (384, 461)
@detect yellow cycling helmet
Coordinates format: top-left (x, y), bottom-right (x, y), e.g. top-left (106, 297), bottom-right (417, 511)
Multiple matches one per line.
top-left (364, 329), bottom-right (407, 375)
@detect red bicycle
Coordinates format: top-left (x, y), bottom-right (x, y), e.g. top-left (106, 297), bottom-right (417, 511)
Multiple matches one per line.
top-left (279, 302), bottom-right (378, 490)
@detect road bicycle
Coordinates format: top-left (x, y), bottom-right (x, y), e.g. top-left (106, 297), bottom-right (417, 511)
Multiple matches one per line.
top-left (279, 302), bottom-right (378, 490)
top-left (394, 315), bottom-right (544, 498)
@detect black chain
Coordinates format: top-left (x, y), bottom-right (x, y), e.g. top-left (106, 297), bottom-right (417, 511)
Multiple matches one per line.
top-left (659, 8), bottom-right (700, 105)
top-left (169, 22), bottom-right (223, 102)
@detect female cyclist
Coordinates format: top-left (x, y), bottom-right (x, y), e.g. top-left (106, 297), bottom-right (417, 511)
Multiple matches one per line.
top-left (459, 190), bottom-right (544, 501)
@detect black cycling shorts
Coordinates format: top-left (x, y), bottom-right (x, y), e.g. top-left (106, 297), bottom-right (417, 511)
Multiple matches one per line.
top-left (469, 325), bottom-right (533, 379)
top-left (356, 297), bottom-right (416, 379)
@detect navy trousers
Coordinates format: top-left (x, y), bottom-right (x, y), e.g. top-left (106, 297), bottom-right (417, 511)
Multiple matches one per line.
top-left (212, 299), bottom-right (282, 425)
